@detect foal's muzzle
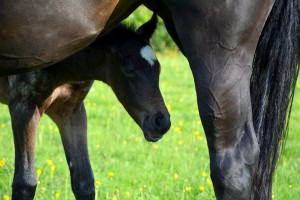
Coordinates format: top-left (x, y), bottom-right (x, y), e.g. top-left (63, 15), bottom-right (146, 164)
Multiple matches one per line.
top-left (142, 112), bottom-right (171, 142)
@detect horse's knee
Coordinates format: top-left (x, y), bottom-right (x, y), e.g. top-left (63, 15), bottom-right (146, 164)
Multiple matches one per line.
top-left (12, 182), bottom-right (37, 200)
top-left (72, 180), bottom-right (95, 200)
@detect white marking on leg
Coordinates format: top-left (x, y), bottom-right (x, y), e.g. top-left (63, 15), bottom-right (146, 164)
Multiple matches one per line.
top-left (140, 45), bottom-right (157, 67)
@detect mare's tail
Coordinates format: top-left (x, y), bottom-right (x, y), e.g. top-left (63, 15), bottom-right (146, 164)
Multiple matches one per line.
top-left (250, 0), bottom-right (300, 199)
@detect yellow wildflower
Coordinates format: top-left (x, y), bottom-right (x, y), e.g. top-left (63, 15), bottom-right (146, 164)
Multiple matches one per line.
top-left (199, 186), bottom-right (205, 191)
top-left (174, 127), bottom-right (182, 134)
top-left (3, 195), bottom-right (9, 200)
top-left (173, 173), bottom-right (179, 180)
top-left (153, 144), bottom-right (159, 149)
top-left (55, 192), bottom-right (61, 198)
top-left (194, 131), bottom-right (200, 136)
top-left (51, 165), bottom-right (56, 172)
top-left (178, 140), bottom-right (183, 145)
top-left (202, 172), bottom-right (207, 177)
top-left (178, 121), bottom-right (184, 126)
top-left (108, 172), bottom-right (114, 177)
top-left (0, 159), bottom-right (5, 167)
top-left (112, 196), bottom-right (117, 200)
top-left (48, 125), bottom-right (53, 131)
top-left (125, 192), bottom-right (130, 197)
top-left (166, 105), bottom-right (171, 111)
top-left (37, 169), bottom-right (42, 175)
top-left (185, 186), bottom-right (192, 191)
top-left (206, 178), bottom-right (213, 186)
top-left (46, 160), bottom-right (53, 166)
top-left (197, 135), bottom-right (204, 141)
top-left (96, 181), bottom-right (102, 186)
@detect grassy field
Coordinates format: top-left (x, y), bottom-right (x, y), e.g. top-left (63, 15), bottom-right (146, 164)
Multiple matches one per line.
top-left (0, 51), bottom-right (299, 200)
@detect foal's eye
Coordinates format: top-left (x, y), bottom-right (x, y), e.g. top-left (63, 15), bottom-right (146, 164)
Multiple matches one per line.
top-left (122, 68), bottom-right (135, 78)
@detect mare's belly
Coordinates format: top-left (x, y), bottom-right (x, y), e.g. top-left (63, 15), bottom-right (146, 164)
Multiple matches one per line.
top-left (0, 0), bottom-right (118, 75)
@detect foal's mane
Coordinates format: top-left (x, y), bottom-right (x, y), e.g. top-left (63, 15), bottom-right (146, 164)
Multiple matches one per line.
top-left (91, 23), bottom-right (139, 48)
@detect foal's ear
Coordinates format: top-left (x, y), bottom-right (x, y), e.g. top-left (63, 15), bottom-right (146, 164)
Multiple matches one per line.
top-left (136, 13), bottom-right (157, 42)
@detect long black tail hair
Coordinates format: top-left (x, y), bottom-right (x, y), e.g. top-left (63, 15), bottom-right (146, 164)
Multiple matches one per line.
top-left (250, 0), bottom-right (300, 199)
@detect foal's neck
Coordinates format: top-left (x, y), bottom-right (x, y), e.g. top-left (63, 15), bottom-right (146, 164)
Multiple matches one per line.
top-left (48, 46), bottom-right (109, 86)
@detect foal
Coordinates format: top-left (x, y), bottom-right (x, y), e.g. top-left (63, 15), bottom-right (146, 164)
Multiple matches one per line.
top-left (0, 15), bottom-right (170, 200)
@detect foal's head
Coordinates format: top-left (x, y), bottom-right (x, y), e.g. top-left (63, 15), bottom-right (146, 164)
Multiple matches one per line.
top-left (94, 14), bottom-right (170, 142)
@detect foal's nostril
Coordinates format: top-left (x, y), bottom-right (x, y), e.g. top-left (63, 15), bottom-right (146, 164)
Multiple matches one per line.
top-left (152, 112), bottom-right (171, 133)
top-left (154, 116), bottom-right (163, 127)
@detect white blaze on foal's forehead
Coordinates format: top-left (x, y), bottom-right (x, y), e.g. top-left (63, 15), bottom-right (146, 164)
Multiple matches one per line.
top-left (140, 45), bottom-right (157, 66)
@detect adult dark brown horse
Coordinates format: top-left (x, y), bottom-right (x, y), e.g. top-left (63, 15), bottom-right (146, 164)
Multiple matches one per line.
top-left (1, 15), bottom-right (171, 200)
top-left (1, 1), bottom-right (299, 200)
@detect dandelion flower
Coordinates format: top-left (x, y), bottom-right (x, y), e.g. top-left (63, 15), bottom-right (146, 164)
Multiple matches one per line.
top-left (199, 186), bottom-right (205, 191)
top-left (153, 144), bottom-right (159, 149)
top-left (202, 172), bottom-right (207, 177)
top-left (185, 186), bottom-right (192, 191)
top-left (134, 137), bottom-right (139, 143)
top-left (206, 178), bottom-right (213, 186)
top-left (178, 121), bottom-right (184, 126)
top-left (51, 165), bottom-right (56, 172)
top-left (193, 131), bottom-right (200, 136)
top-left (166, 105), bottom-right (171, 111)
top-left (55, 192), bottom-right (61, 198)
top-left (48, 125), bottom-right (54, 131)
top-left (46, 160), bottom-right (53, 166)
top-left (96, 181), bottom-right (102, 186)
top-left (3, 195), bottom-right (9, 200)
top-left (0, 159), bottom-right (5, 167)
top-left (173, 173), bottom-right (179, 180)
top-left (112, 196), bottom-right (117, 200)
top-left (174, 127), bottom-right (182, 134)
top-left (37, 169), bottom-right (43, 176)
top-left (197, 135), bottom-right (204, 141)
top-left (108, 172), bottom-right (114, 177)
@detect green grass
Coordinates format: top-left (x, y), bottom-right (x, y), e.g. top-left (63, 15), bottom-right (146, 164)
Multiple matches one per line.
top-left (0, 51), bottom-right (299, 200)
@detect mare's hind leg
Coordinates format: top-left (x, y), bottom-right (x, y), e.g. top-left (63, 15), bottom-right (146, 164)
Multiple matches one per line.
top-left (162, 1), bottom-right (274, 199)
top-left (46, 83), bottom-right (94, 200)
top-left (9, 94), bottom-right (40, 200)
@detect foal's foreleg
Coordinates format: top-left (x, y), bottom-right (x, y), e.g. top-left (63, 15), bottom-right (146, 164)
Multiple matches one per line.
top-left (47, 103), bottom-right (95, 200)
top-left (9, 102), bottom-right (40, 200)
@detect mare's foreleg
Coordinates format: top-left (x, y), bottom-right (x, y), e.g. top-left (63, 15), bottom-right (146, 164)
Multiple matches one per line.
top-left (47, 100), bottom-right (94, 200)
top-left (9, 101), bottom-right (40, 200)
